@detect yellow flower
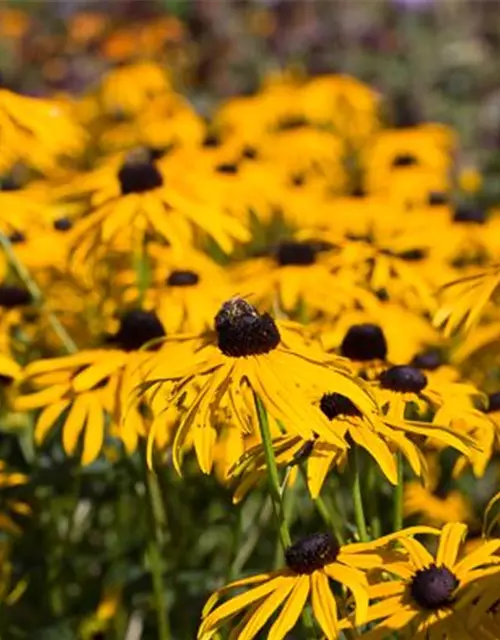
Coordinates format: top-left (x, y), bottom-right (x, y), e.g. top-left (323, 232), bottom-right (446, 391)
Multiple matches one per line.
top-left (14, 310), bottom-right (166, 464)
top-left (198, 532), bottom-right (375, 640)
top-left (342, 523), bottom-right (500, 639)
top-left (140, 297), bottom-right (376, 474)
top-left (404, 482), bottom-right (475, 528)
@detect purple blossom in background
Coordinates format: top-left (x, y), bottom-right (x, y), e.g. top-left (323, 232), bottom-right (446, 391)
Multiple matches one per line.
top-left (393, 0), bottom-right (434, 9)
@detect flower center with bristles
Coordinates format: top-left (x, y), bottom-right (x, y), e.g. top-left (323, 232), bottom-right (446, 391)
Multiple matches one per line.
top-left (340, 324), bottom-right (388, 361)
top-left (379, 365), bottom-right (427, 393)
top-left (215, 297), bottom-right (280, 357)
top-left (411, 349), bottom-right (444, 371)
top-left (0, 285), bottom-right (32, 308)
top-left (320, 393), bottom-right (362, 420)
top-left (215, 163), bottom-right (239, 174)
top-left (276, 241), bottom-right (317, 266)
top-left (487, 392), bottom-right (500, 413)
top-left (428, 191), bottom-right (449, 206)
top-left (166, 270), bottom-right (200, 287)
top-left (53, 217), bottom-right (73, 232)
top-left (118, 148), bottom-right (164, 195)
top-left (409, 565), bottom-right (459, 610)
top-left (111, 310), bottom-right (165, 351)
top-left (285, 533), bottom-right (339, 574)
top-left (391, 153), bottom-right (418, 168)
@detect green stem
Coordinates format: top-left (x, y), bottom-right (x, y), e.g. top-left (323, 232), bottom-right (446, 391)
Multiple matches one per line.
top-left (144, 465), bottom-right (170, 640)
top-left (253, 392), bottom-right (316, 637)
top-left (252, 392), bottom-right (291, 549)
top-left (393, 453), bottom-right (404, 532)
top-left (366, 462), bottom-right (381, 539)
top-left (349, 447), bottom-right (369, 542)
top-left (0, 233), bottom-right (78, 354)
top-left (134, 232), bottom-right (150, 307)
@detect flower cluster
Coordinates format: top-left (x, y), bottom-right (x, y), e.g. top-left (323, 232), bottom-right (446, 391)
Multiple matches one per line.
top-left (0, 7), bottom-right (499, 639)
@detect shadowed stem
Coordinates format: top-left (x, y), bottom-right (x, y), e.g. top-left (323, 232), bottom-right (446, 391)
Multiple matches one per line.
top-left (349, 447), bottom-right (369, 542)
top-left (0, 233), bottom-right (78, 354)
top-left (393, 453), bottom-right (404, 532)
top-left (253, 392), bottom-right (317, 638)
top-left (143, 458), bottom-right (170, 640)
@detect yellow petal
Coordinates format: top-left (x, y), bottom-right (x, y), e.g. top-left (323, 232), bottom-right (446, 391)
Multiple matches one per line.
top-left (310, 570), bottom-right (338, 640)
top-left (267, 574), bottom-right (309, 640)
top-left (435, 522), bottom-right (467, 568)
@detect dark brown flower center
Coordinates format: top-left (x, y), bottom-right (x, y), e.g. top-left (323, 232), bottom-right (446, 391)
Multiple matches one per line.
top-left (391, 153), bottom-right (418, 168)
top-left (487, 392), bottom-right (500, 413)
top-left (0, 285), bottom-right (32, 308)
top-left (427, 191), bottom-right (449, 206)
top-left (166, 270), bottom-right (199, 287)
top-left (215, 297), bottom-right (280, 357)
top-left (109, 309), bottom-right (165, 351)
top-left (276, 241), bottom-right (316, 266)
top-left (215, 163), bottom-right (239, 175)
top-left (453, 205), bottom-right (486, 225)
top-left (320, 393), bottom-right (362, 420)
top-left (8, 230), bottom-right (26, 244)
top-left (411, 349), bottom-right (444, 371)
top-left (410, 565), bottom-right (459, 610)
top-left (379, 365), bottom-right (427, 393)
top-left (285, 533), bottom-right (339, 574)
top-left (341, 324), bottom-right (387, 361)
top-left (53, 217), bottom-right (73, 232)
top-left (118, 150), bottom-right (164, 195)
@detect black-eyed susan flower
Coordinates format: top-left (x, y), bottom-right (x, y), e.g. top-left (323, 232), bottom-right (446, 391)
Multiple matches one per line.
top-left (342, 522), bottom-right (500, 639)
top-left (62, 147), bottom-right (249, 270)
top-left (404, 482), bottom-right (476, 528)
top-left (14, 309), bottom-right (166, 464)
top-left (141, 297), bottom-right (378, 474)
top-left (198, 532), bottom-right (375, 640)
top-left (0, 461), bottom-right (31, 535)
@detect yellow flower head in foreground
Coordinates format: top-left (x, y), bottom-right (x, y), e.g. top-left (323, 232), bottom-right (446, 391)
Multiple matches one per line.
top-left (198, 531), bottom-right (377, 640)
top-left (345, 523), bottom-right (500, 639)
top-left (142, 297), bottom-right (377, 474)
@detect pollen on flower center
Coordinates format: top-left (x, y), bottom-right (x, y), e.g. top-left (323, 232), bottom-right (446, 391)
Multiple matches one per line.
top-left (276, 241), bottom-right (317, 266)
top-left (110, 309), bottom-right (165, 351)
top-left (410, 564), bottom-right (459, 610)
top-left (285, 533), bottom-right (339, 574)
top-left (166, 270), bottom-right (200, 287)
top-left (0, 285), bottom-right (32, 308)
top-left (379, 365), bottom-right (428, 393)
top-left (215, 297), bottom-right (280, 357)
top-left (118, 149), bottom-right (164, 195)
top-left (320, 393), bottom-right (362, 420)
top-left (341, 323), bottom-right (388, 361)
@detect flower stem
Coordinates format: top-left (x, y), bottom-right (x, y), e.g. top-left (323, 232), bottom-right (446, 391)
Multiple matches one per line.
top-left (349, 447), bottom-right (369, 542)
top-left (253, 393), bottom-right (317, 637)
top-left (393, 453), bottom-right (404, 532)
top-left (0, 233), bottom-right (78, 354)
top-left (143, 463), bottom-right (170, 640)
top-left (252, 392), bottom-right (291, 549)
top-left (366, 462), bottom-right (381, 538)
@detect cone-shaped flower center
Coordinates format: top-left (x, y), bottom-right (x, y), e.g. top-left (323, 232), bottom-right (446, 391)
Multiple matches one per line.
top-left (380, 365), bottom-right (427, 393)
top-left (215, 297), bottom-right (280, 357)
top-left (118, 149), bottom-right (164, 195)
top-left (8, 231), bottom-right (26, 244)
top-left (428, 191), bottom-right (448, 206)
top-left (112, 310), bottom-right (165, 351)
top-left (53, 217), bottom-right (73, 232)
top-left (166, 270), bottom-right (200, 287)
top-left (391, 153), bottom-right (418, 168)
top-left (487, 392), bottom-right (500, 413)
top-left (285, 533), bottom-right (339, 574)
top-left (453, 205), bottom-right (486, 224)
top-left (397, 248), bottom-right (427, 262)
top-left (215, 162), bottom-right (239, 174)
top-left (276, 241), bottom-right (316, 266)
top-left (320, 393), bottom-right (362, 420)
top-left (341, 323), bottom-right (388, 361)
top-left (411, 349), bottom-right (444, 371)
top-left (0, 285), bottom-right (32, 308)
top-left (410, 564), bottom-right (459, 610)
